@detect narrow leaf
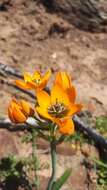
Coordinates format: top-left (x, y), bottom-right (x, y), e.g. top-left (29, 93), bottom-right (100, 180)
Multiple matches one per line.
top-left (53, 169), bottom-right (71, 190)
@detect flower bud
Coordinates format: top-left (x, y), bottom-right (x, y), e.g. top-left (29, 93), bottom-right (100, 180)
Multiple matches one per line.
top-left (8, 99), bottom-right (34, 123)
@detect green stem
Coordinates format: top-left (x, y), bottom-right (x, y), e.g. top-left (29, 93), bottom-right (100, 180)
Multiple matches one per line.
top-left (32, 129), bottom-right (39, 190)
top-left (47, 141), bottom-right (57, 190)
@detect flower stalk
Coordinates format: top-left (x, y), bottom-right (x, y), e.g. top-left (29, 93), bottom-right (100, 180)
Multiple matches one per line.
top-left (31, 129), bottom-right (39, 190)
top-left (47, 140), bottom-right (57, 190)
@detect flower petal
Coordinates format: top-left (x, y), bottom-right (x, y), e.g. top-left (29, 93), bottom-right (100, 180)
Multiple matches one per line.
top-left (54, 72), bottom-right (62, 86)
top-left (66, 86), bottom-right (76, 103)
top-left (15, 80), bottom-right (30, 89)
top-left (42, 70), bottom-right (51, 83)
top-left (12, 106), bottom-right (27, 123)
top-left (67, 104), bottom-right (82, 116)
top-left (24, 72), bottom-right (32, 82)
top-left (36, 106), bottom-right (52, 120)
top-left (8, 106), bottom-right (15, 123)
top-left (37, 70), bottom-right (51, 90)
top-left (37, 80), bottom-right (47, 90)
top-left (26, 81), bottom-right (38, 89)
top-left (57, 119), bottom-right (74, 135)
top-left (55, 72), bottom-right (71, 89)
top-left (51, 84), bottom-right (70, 106)
top-left (36, 90), bottom-right (51, 109)
top-left (20, 100), bottom-right (32, 115)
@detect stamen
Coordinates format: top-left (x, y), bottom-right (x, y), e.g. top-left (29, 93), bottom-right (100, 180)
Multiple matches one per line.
top-left (32, 78), bottom-right (41, 84)
top-left (48, 102), bottom-right (68, 118)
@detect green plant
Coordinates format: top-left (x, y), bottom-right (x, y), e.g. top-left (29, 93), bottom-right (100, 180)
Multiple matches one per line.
top-left (22, 130), bottom-right (40, 189)
top-left (0, 155), bottom-right (32, 190)
top-left (0, 155), bottom-right (24, 180)
top-left (65, 131), bottom-right (87, 144)
top-left (95, 116), bottom-right (107, 136)
top-left (8, 70), bottom-right (83, 190)
top-left (94, 158), bottom-right (107, 190)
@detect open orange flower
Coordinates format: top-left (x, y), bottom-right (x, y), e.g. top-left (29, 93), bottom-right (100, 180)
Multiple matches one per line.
top-left (55, 71), bottom-right (76, 103)
top-left (8, 99), bottom-right (34, 123)
top-left (36, 84), bottom-right (82, 134)
top-left (15, 70), bottom-right (51, 91)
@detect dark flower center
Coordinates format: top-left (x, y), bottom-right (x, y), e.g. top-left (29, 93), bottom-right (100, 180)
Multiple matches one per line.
top-left (48, 102), bottom-right (68, 118)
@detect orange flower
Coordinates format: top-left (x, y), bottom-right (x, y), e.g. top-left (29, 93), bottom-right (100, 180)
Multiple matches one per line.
top-left (55, 72), bottom-right (76, 103)
top-left (36, 84), bottom-right (82, 134)
top-left (57, 119), bottom-right (74, 135)
top-left (15, 70), bottom-right (51, 91)
top-left (8, 99), bottom-right (34, 123)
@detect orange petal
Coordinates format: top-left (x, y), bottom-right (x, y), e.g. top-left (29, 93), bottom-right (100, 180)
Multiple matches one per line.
top-left (20, 100), bottom-right (31, 115)
top-left (66, 86), bottom-right (76, 103)
top-left (36, 90), bottom-right (51, 109)
top-left (8, 106), bottom-right (16, 123)
top-left (12, 107), bottom-right (27, 123)
top-left (11, 99), bottom-right (21, 110)
top-left (42, 70), bottom-right (51, 83)
top-left (54, 72), bottom-right (62, 86)
top-left (27, 80), bottom-right (47, 90)
top-left (61, 72), bottom-right (71, 89)
top-left (57, 119), bottom-right (75, 135)
top-left (15, 80), bottom-right (30, 89)
top-left (24, 72), bottom-right (40, 89)
top-left (55, 72), bottom-right (72, 89)
top-left (26, 81), bottom-right (38, 89)
top-left (51, 84), bottom-right (70, 106)
top-left (24, 72), bottom-right (32, 82)
top-left (37, 80), bottom-right (47, 90)
top-left (67, 104), bottom-right (82, 116)
top-left (36, 106), bottom-right (52, 120)
top-left (37, 70), bottom-right (51, 90)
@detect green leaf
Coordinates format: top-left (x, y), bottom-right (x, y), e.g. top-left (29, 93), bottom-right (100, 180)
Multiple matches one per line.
top-left (52, 169), bottom-right (72, 190)
top-left (95, 117), bottom-right (107, 134)
top-left (93, 158), bottom-right (107, 169)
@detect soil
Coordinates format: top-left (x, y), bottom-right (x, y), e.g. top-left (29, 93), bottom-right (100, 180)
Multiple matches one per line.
top-left (0, 0), bottom-right (107, 117)
top-left (0, 1), bottom-right (107, 190)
